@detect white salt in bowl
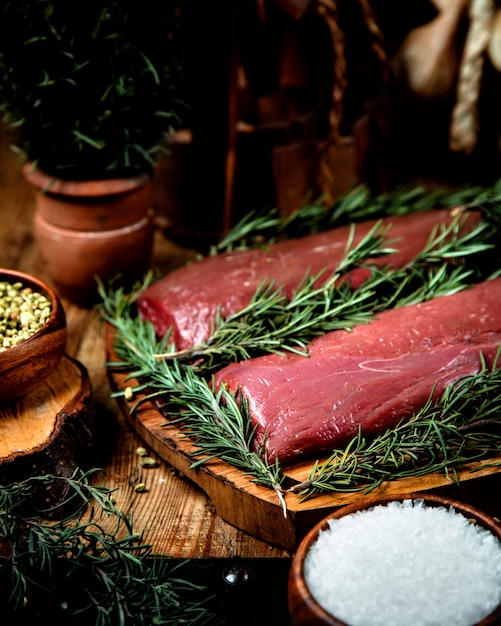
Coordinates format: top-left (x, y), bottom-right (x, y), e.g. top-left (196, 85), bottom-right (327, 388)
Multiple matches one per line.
top-left (288, 494), bottom-right (501, 626)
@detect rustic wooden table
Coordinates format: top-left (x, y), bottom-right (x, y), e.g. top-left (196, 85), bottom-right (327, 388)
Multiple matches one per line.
top-left (0, 133), bottom-right (292, 560)
top-left (2, 127), bottom-right (501, 574)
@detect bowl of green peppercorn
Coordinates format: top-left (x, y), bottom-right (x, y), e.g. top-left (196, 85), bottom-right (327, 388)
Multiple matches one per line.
top-left (0, 268), bottom-right (67, 405)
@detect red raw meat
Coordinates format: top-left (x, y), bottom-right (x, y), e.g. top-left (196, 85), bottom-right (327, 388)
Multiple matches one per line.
top-left (214, 279), bottom-right (501, 465)
top-left (137, 209), bottom-right (478, 349)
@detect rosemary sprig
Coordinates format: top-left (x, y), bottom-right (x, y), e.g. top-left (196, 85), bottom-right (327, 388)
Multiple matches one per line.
top-left (153, 212), bottom-right (496, 373)
top-left (159, 364), bottom-right (287, 513)
top-left (214, 180), bottom-right (501, 252)
top-left (99, 294), bottom-right (287, 511)
top-left (0, 470), bottom-right (220, 625)
top-left (155, 221), bottom-right (396, 369)
top-left (289, 352), bottom-right (501, 500)
top-left (98, 185), bottom-right (501, 503)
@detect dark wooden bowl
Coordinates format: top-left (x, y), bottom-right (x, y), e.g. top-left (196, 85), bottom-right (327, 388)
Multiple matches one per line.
top-left (288, 493), bottom-right (501, 626)
top-left (0, 269), bottom-right (67, 405)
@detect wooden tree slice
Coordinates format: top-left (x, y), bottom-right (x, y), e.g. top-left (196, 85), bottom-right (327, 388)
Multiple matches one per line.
top-left (0, 355), bottom-right (95, 509)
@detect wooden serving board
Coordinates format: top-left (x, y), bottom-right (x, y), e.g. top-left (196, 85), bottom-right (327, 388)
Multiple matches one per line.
top-left (106, 336), bottom-right (501, 551)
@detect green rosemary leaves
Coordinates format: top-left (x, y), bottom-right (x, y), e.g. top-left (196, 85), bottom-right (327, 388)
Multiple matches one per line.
top-left (0, 470), bottom-right (219, 625)
top-left (289, 352), bottom-right (501, 499)
top-left (99, 183), bottom-right (501, 504)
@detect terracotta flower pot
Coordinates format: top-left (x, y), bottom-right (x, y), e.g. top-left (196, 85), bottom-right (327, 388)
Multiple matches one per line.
top-left (23, 164), bottom-right (154, 306)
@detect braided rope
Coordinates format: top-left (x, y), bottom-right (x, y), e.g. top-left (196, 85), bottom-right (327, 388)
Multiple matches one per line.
top-left (449, 0), bottom-right (494, 154)
top-left (357, 0), bottom-right (391, 88)
top-left (315, 0), bottom-right (391, 202)
top-left (313, 0), bottom-right (347, 203)
top-left (315, 0), bottom-right (347, 142)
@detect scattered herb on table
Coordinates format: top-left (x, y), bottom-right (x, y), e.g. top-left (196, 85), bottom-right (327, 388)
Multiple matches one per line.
top-left (0, 470), bottom-right (221, 625)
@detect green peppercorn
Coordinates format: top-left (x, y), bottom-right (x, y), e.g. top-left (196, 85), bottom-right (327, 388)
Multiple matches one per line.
top-left (0, 280), bottom-right (52, 351)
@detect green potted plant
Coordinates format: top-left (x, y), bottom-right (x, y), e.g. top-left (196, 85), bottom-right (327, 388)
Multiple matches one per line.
top-left (0, 0), bottom-right (187, 304)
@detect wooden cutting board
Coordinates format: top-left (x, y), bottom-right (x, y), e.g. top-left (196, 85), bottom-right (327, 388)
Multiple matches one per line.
top-left (106, 335), bottom-right (501, 551)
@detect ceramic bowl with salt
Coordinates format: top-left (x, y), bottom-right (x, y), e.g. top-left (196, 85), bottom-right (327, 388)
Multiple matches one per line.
top-left (0, 268), bottom-right (67, 405)
top-left (288, 493), bottom-right (501, 626)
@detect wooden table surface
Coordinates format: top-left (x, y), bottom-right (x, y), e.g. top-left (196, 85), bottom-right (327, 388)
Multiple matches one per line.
top-left (0, 131), bottom-right (292, 559)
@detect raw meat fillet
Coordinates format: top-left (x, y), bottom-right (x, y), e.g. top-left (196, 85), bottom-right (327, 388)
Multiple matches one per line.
top-left (214, 279), bottom-right (501, 465)
top-left (137, 209), bottom-right (478, 349)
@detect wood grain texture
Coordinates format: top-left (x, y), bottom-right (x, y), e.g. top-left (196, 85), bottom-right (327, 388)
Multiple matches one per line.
top-left (0, 355), bottom-right (95, 512)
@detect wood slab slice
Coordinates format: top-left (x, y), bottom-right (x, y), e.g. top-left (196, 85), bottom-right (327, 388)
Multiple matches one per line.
top-left (106, 332), bottom-right (501, 550)
top-left (0, 355), bottom-right (95, 509)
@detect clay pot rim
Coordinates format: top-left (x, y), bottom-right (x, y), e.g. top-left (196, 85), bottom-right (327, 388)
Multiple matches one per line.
top-left (288, 493), bottom-right (501, 626)
top-left (22, 163), bottom-right (150, 197)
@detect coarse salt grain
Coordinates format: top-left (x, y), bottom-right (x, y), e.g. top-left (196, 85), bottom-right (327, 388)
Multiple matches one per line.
top-left (303, 499), bottom-right (501, 626)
